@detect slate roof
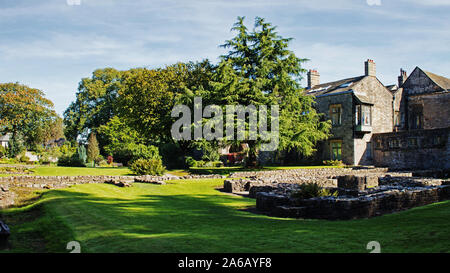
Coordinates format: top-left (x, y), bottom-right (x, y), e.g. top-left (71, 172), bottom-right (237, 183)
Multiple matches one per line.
top-left (305, 76), bottom-right (365, 97)
top-left (385, 84), bottom-right (398, 92)
top-left (422, 70), bottom-right (450, 91)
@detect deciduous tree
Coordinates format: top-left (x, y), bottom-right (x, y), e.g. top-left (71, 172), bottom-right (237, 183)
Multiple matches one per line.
top-left (0, 82), bottom-right (60, 149)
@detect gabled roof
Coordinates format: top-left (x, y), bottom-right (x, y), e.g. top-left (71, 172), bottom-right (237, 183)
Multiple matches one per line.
top-left (385, 84), bottom-right (398, 92)
top-left (305, 76), bottom-right (365, 97)
top-left (422, 70), bottom-right (450, 91)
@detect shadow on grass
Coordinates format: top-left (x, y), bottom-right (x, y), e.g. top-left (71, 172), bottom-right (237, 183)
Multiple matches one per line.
top-left (16, 184), bottom-right (450, 253)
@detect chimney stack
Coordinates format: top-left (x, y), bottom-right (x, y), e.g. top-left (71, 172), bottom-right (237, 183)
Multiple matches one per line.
top-left (398, 68), bottom-right (407, 87)
top-left (365, 59), bottom-right (376, 77)
top-left (307, 69), bottom-right (320, 88)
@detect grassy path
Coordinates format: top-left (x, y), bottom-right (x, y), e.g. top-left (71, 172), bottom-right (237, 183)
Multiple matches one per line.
top-left (1, 179), bottom-right (450, 253)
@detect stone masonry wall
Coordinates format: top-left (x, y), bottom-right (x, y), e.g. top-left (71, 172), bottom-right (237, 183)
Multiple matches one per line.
top-left (256, 183), bottom-right (450, 220)
top-left (408, 92), bottom-right (450, 130)
top-left (315, 92), bottom-right (355, 165)
top-left (372, 127), bottom-right (450, 170)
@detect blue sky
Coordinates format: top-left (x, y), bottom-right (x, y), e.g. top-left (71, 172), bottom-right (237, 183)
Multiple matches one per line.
top-left (0, 0), bottom-right (449, 115)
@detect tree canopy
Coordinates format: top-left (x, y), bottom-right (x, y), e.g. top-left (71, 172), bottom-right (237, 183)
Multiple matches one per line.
top-left (205, 16), bottom-right (330, 160)
top-left (63, 68), bottom-right (122, 144)
top-left (62, 16), bottom-right (331, 166)
top-left (0, 82), bottom-right (61, 148)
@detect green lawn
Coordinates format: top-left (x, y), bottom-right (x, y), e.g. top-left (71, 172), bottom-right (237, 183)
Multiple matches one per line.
top-left (0, 165), bottom-right (190, 177)
top-left (31, 166), bottom-right (133, 176)
top-left (1, 178), bottom-right (449, 253)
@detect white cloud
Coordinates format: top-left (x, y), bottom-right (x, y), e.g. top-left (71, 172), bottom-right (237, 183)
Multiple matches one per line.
top-left (1, 0), bottom-right (449, 115)
top-left (406, 0), bottom-right (450, 5)
top-left (366, 0), bottom-right (382, 6)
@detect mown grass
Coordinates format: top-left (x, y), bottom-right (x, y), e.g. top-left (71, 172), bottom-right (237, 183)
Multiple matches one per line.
top-left (30, 166), bottom-right (133, 176)
top-left (1, 179), bottom-right (449, 253)
top-left (0, 165), bottom-right (189, 177)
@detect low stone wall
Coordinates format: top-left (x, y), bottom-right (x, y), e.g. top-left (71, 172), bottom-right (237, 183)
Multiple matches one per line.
top-left (223, 179), bottom-right (304, 198)
top-left (223, 168), bottom-right (413, 200)
top-left (0, 185), bottom-right (15, 208)
top-left (0, 175), bottom-right (134, 189)
top-left (257, 184), bottom-right (450, 220)
top-left (0, 173), bottom-right (226, 189)
top-left (228, 167), bottom-right (411, 188)
top-left (0, 166), bottom-right (35, 175)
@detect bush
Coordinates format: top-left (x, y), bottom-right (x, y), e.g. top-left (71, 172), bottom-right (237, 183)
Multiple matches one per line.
top-left (57, 154), bottom-right (86, 167)
top-left (39, 154), bottom-right (52, 165)
top-left (159, 143), bottom-right (186, 169)
top-left (323, 160), bottom-right (343, 166)
top-left (204, 161), bottom-right (224, 167)
top-left (185, 156), bottom-right (223, 168)
top-left (94, 155), bottom-right (104, 166)
top-left (185, 156), bottom-right (197, 167)
top-left (0, 145), bottom-right (6, 158)
top-left (7, 134), bottom-right (25, 158)
top-left (290, 183), bottom-right (337, 200)
top-left (129, 158), bottom-right (166, 176)
top-left (77, 145), bottom-right (87, 164)
top-left (98, 160), bottom-right (109, 167)
top-left (19, 154), bottom-right (30, 163)
top-left (113, 144), bottom-right (161, 166)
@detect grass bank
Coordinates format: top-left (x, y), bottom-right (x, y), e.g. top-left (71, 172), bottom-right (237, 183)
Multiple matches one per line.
top-left (1, 178), bottom-right (449, 253)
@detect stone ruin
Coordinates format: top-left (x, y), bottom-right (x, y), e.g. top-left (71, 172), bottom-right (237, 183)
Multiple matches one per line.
top-left (223, 167), bottom-right (450, 220)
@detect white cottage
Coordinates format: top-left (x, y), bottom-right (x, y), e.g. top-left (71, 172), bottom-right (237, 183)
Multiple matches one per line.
top-left (0, 133), bottom-right (11, 148)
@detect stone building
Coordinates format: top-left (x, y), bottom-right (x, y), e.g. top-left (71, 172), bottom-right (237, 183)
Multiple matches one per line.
top-left (372, 67), bottom-right (450, 170)
top-left (305, 60), bottom-right (394, 165)
top-left (304, 60), bottom-right (449, 170)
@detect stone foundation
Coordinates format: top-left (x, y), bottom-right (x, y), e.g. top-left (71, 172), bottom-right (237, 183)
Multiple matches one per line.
top-left (224, 168), bottom-right (412, 198)
top-left (257, 184), bottom-right (450, 220)
top-left (224, 168), bottom-right (450, 220)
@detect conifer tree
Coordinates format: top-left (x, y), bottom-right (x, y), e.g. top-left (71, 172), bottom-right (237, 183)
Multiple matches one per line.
top-left (87, 133), bottom-right (100, 166)
top-left (214, 16), bottom-right (331, 164)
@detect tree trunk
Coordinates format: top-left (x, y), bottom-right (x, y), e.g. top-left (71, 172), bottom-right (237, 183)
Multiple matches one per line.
top-left (245, 140), bottom-right (258, 168)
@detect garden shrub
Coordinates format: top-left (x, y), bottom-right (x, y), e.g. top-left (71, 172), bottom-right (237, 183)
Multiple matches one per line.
top-left (77, 145), bottom-right (87, 164)
top-left (159, 142), bottom-right (186, 169)
top-left (0, 145), bottom-right (6, 158)
top-left (185, 157), bottom-right (223, 168)
top-left (185, 156), bottom-right (196, 167)
top-left (57, 154), bottom-right (86, 167)
top-left (94, 155), bottom-right (104, 166)
top-left (323, 160), bottom-right (343, 166)
top-left (129, 158), bottom-right (166, 176)
top-left (39, 154), bottom-right (52, 165)
top-left (0, 158), bottom-right (18, 164)
top-left (113, 144), bottom-right (161, 166)
top-left (290, 182), bottom-right (337, 200)
top-left (204, 161), bottom-right (224, 167)
top-left (19, 154), bottom-right (30, 163)
top-left (7, 134), bottom-right (25, 158)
